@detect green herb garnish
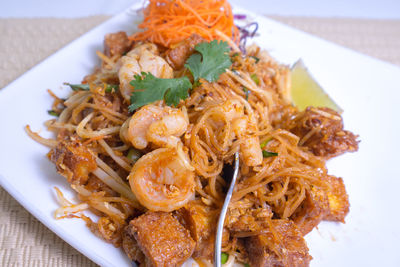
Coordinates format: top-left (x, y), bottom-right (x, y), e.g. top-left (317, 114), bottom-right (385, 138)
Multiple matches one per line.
top-left (260, 138), bottom-right (272, 149)
top-left (232, 52), bottom-right (239, 58)
top-left (66, 83), bottom-right (119, 93)
top-left (67, 83), bottom-right (90, 91)
top-left (244, 263), bottom-right (251, 267)
top-left (128, 40), bottom-right (232, 112)
top-left (47, 110), bottom-right (59, 117)
top-left (185, 40), bottom-right (232, 84)
top-left (105, 84), bottom-right (119, 93)
top-left (262, 151), bottom-right (278, 158)
top-left (251, 73), bottom-right (260, 85)
top-left (128, 72), bottom-right (192, 111)
top-left (250, 56), bottom-right (260, 63)
top-left (243, 87), bottom-right (249, 100)
top-left (221, 252), bottom-right (229, 264)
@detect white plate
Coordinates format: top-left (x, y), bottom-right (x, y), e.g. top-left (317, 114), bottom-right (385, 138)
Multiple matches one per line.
top-left (1, 2), bottom-right (400, 267)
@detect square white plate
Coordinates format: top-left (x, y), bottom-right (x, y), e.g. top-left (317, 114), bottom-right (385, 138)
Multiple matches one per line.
top-left (1, 2), bottom-right (400, 267)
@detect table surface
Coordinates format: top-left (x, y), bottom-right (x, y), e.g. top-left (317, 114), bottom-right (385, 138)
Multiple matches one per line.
top-left (2, 0), bottom-right (400, 19)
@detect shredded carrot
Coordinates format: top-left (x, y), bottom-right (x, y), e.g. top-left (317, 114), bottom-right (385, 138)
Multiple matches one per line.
top-left (130, 0), bottom-right (240, 48)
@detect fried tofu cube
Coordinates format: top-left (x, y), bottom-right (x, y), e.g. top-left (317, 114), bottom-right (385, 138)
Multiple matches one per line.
top-left (245, 220), bottom-right (311, 267)
top-left (287, 107), bottom-right (359, 158)
top-left (292, 186), bottom-right (330, 235)
top-left (323, 176), bottom-right (349, 222)
top-left (165, 34), bottom-right (205, 70)
top-left (175, 201), bottom-right (221, 260)
top-left (48, 139), bottom-right (97, 185)
top-left (177, 201), bottom-right (214, 242)
top-left (104, 31), bottom-right (132, 58)
top-left (129, 211), bottom-right (195, 266)
top-left (122, 225), bottom-right (146, 263)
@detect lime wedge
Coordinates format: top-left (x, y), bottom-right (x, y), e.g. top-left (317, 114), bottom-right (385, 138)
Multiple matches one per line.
top-left (290, 59), bottom-right (342, 113)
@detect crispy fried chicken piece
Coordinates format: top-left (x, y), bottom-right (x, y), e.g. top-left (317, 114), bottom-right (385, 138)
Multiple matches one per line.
top-left (165, 34), bottom-right (205, 69)
top-left (291, 186), bottom-right (330, 235)
top-left (245, 220), bottom-right (311, 267)
top-left (104, 31), bottom-right (132, 58)
top-left (286, 107), bottom-right (359, 158)
top-left (48, 138), bottom-right (96, 185)
top-left (128, 211), bottom-right (195, 266)
top-left (323, 175), bottom-right (349, 222)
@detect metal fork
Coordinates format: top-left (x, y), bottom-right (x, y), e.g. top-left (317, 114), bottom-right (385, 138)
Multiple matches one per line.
top-left (214, 152), bottom-right (240, 266)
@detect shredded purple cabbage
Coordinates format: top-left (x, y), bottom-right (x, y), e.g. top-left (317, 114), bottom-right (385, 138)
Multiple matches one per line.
top-left (237, 22), bottom-right (259, 54)
top-left (234, 14), bottom-right (247, 20)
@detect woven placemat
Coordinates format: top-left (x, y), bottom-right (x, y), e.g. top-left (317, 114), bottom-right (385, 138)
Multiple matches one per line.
top-left (1, 15), bottom-right (399, 266)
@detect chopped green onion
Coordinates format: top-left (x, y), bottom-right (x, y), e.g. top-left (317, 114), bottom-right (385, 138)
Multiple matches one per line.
top-left (47, 110), bottom-right (59, 117)
top-left (243, 87), bottom-right (249, 100)
top-left (244, 263), bottom-right (251, 267)
top-left (250, 73), bottom-right (260, 85)
top-left (221, 252), bottom-right (229, 264)
top-left (66, 83), bottom-right (119, 93)
top-left (260, 138), bottom-right (272, 149)
top-left (262, 151), bottom-right (278, 158)
top-left (232, 52), bottom-right (239, 58)
top-left (67, 83), bottom-right (90, 91)
top-left (250, 56), bottom-right (260, 63)
top-left (127, 148), bottom-right (141, 164)
top-left (105, 84), bottom-right (119, 93)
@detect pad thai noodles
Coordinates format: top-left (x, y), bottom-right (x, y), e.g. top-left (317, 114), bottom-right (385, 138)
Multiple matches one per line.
top-left (27, 0), bottom-right (359, 266)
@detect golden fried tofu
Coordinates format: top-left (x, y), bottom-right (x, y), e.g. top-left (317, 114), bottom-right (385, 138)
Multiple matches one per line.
top-left (292, 186), bottom-right (330, 235)
top-left (129, 211), bottom-right (195, 266)
top-left (245, 219), bottom-right (311, 267)
top-left (48, 139), bottom-right (97, 185)
top-left (323, 176), bottom-right (349, 222)
top-left (104, 31), bottom-right (132, 58)
top-left (175, 200), bottom-right (221, 260)
top-left (165, 34), bottom-right (205, 70)
top-left (287, 107), bottom-right (359, 158)
top-left (122, 225), bottom-right (146, 264)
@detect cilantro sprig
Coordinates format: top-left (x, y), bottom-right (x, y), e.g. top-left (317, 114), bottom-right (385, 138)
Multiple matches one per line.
top-left (128, 40), bottom-right (232, 112)
top-left (128, 72), bottom-right (192, 112)
top-left (185, 40), bottom-right (232, 84)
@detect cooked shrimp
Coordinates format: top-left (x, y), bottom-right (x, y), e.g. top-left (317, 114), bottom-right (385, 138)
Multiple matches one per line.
top-left (122, 104), bottom-right (188, 149)
top-left (117, 43), bottom-right (173, 101)
top-left (232, 116), bottom-right (263, 166)
top-left (128, 147), bottom-right (195, 212)
top-left (240, 135), bottom-right (263, 166)
top-left (125, 105), bottom-right (165, 149)
top-left (147, 107), bottom-right (189, 148)
top-left (220, 99), bottom-right (244, 121)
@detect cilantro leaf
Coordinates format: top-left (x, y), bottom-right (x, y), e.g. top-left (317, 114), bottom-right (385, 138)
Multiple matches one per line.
top-left (185, 40), bottom-right (232, 83)
top-left (128, 72), bottom-right (192, 112)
